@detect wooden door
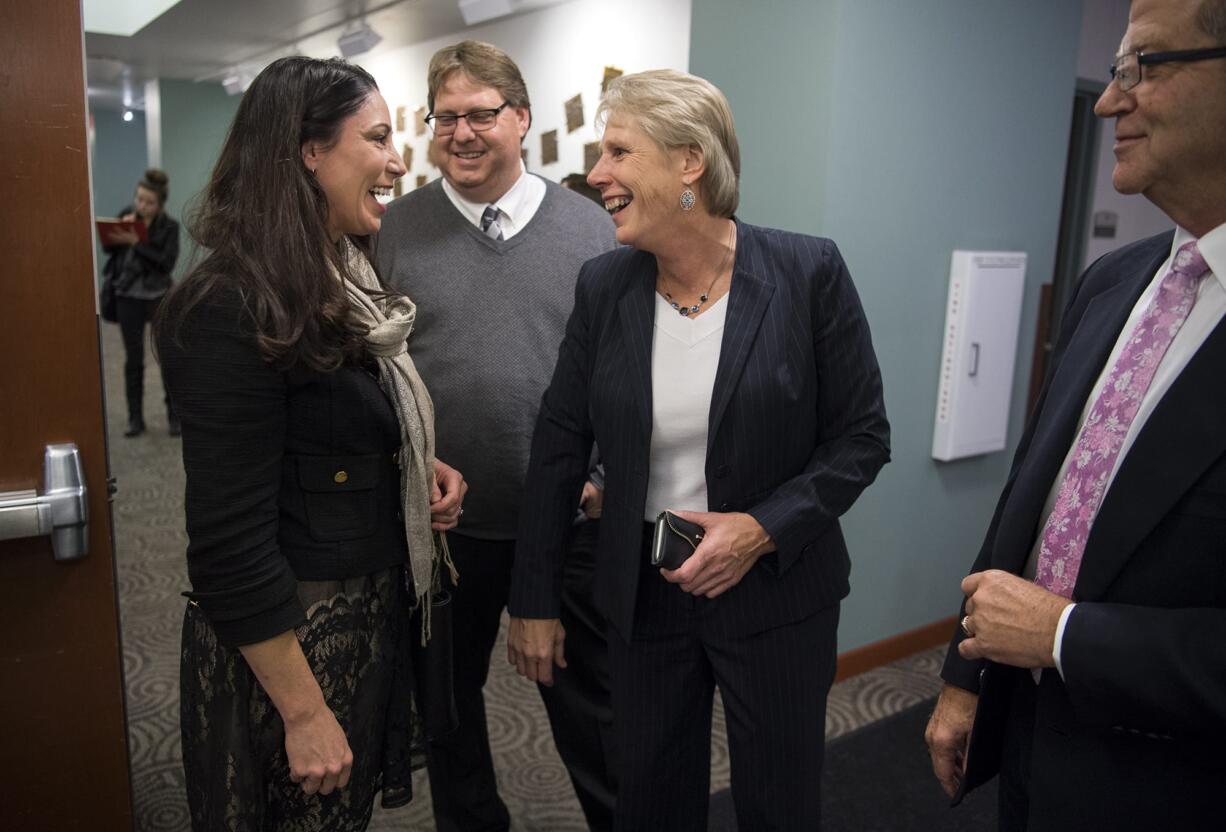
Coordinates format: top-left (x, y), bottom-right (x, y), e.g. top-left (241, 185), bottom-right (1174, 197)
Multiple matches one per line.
top-left (0, 0), bottom-right (133, 828)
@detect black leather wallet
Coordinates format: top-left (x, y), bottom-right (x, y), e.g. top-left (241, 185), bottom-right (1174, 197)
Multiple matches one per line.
top-left (651, 510), bottom-right (704, 570)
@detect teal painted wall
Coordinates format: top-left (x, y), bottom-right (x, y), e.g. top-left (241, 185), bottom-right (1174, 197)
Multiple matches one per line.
top-left (91, 108), bottom-right (148, 217)
top-left (90, 108), bottom-right (148, 282)
top-left (691, 1), bottom-right (1083, 652)
top-left (157, 79), bottom-right (241, 280)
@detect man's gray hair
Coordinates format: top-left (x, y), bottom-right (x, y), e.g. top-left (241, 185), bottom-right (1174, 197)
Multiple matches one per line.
top-left (1199, 0), bottom-right (1226, 41)
top-left (597, 69), bottom-right (741, 218)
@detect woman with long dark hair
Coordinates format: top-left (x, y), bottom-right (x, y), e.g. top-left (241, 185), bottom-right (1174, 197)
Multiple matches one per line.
top-left (102, 168), bottom-right (179, 436)
top-left (157, 56), bottom-right (465, 830)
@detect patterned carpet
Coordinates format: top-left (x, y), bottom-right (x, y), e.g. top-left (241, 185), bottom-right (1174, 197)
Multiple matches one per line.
top-left (102, 322), bottom-right (946, 831)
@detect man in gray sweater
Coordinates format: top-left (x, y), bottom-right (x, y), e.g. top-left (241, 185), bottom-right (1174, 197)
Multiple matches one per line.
top-left (376, 41), bottom-right (617, 832)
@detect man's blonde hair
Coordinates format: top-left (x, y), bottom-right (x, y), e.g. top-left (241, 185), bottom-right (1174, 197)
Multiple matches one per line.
top-left (427, 40), bottom-right (530, 116)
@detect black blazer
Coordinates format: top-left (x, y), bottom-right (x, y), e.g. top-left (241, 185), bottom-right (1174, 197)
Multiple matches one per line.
top-left (509, 220), bottom-right (890, 640)
top-left (103, 208), bottom-right (179, 299)
top-left (159, 285), bottom-right (408, 647)
top-left (943, 231), bottom-right (1226, 829)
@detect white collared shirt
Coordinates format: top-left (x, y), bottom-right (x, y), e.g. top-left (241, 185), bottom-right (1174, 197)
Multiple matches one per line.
top-left (1039, 221), bottom-right (1226, 677)
top-left (440, 161), bottom-right (546, 240)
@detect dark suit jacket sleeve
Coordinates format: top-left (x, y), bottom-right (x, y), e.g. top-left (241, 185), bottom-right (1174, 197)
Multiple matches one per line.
top-left (1059, 604), bottom-right (1226, 740)
top-left (509, 265), bottom-right (599, 620)
top-left (746, 239), bottom-right (890, 573)
top-left (158, 289), bottom-right (304, 646)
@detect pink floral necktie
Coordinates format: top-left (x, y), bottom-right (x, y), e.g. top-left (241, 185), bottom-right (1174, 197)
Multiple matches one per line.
top-left (1034, 241), bottom-right (1210, 598)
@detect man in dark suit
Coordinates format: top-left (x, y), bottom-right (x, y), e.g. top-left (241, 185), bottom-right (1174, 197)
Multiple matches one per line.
top-left (925, 1), bottom-right (1226, 829)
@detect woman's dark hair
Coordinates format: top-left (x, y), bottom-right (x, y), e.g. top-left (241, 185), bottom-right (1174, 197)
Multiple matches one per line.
top-left (159, 56), bottom-right (379, 371)
top-left (138, 168), bottom-right (169, 207)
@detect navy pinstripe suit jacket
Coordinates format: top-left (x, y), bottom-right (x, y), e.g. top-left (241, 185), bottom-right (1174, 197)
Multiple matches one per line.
top-left (509, 219), bottom-right (890, 640)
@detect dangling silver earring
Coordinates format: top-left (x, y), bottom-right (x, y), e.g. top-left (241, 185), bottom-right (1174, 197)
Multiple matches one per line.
top-left (679, 188), bottom-right (696, 211)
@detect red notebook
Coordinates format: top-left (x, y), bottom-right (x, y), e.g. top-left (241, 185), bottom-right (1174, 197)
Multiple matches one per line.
top-left (96, 217), bottom-right (148, 246)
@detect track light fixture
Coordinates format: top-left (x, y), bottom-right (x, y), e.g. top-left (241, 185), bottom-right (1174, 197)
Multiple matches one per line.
top-left (337, 20), bottom-right (383, 58)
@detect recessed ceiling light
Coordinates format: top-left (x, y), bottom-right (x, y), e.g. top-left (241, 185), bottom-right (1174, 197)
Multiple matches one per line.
top-left (83, 0), bottom-right (183, 37)
top-left (123, 109), bottom-right (134, 122)
top-left (458, 0), bottom-right (515, 26)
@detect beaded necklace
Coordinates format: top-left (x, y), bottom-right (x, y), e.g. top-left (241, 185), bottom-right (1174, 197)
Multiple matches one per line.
top-left (662, 221), bottom-right (736, 317)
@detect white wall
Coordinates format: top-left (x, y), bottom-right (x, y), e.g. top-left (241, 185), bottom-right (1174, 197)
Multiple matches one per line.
top-left (1079, 0), bottom-right (1171, 269)
top-left (360, 0), bottom-right (691, 188)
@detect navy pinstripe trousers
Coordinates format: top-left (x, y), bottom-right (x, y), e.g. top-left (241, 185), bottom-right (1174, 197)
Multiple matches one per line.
top-left (607, 527), bottom-right (839, 831)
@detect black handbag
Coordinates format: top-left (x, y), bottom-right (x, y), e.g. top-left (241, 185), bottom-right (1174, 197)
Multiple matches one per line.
top-left (409, 533), bottom-right (459, 741)
top-left (651, 510), bottom-right (705, 570)
top-left (99, 275), bottom-right (118, 322)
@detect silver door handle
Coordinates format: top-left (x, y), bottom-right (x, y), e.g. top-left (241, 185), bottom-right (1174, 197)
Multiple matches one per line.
top-left (0, 443), bottom-right (88, 561)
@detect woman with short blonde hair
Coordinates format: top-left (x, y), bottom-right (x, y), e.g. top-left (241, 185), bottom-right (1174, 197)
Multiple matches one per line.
top-left (508, 69), bottom-right (890, 830)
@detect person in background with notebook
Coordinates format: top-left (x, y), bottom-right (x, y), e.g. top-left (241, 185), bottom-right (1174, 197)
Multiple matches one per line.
top-left (101, 168), bottom-right (180, 437)
top-left (507, 69), bottom-right (889, 831)
top-left (926, 1), bottom-right (1226, 828)
top-left (375, 40), bottom-right (618, 832)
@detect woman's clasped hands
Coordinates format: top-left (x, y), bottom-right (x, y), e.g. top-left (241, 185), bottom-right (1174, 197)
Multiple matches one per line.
top-left (660, 509), bottom-right (774, 598)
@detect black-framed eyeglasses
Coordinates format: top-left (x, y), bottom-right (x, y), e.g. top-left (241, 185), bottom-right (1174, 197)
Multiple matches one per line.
top-left (424, 102), bottom-right (510, 135)
top-left (1109, 46), bottom-right (1226, 92)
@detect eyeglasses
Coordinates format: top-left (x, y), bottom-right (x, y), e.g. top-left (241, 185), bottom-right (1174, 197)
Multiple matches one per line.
top-left (424, 102), bottom-right (510, 135)
top-left (1109, 46), bottom-right (1226, 92)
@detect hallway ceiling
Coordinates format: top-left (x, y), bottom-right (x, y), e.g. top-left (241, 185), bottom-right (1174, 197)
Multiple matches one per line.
top-left (85, 0), bottom-right (565, 110)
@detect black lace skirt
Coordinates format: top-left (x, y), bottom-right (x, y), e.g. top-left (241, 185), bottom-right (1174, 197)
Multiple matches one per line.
top-left (180, 566), bottom-right (425, 831)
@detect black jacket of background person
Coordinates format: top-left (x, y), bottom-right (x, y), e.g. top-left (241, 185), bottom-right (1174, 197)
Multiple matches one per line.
top-left (510, 219), bottom-right (891, 639)
top-left (158, 284), bottom-right (408, 647)
top-left (102, 207), bottom-right (180, 297)
top-left (943, 231), bottom-right (1226, 830)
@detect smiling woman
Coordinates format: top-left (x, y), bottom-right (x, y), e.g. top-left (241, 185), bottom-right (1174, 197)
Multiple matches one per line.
top-left (303, 93), bottom-right (405, 240)
top-left (153, 56), bottom-right (465, 831)
top-left (508, 69), bottom-right (890, 831)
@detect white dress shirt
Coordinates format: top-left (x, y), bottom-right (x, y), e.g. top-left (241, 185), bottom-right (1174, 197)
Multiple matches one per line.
top-left (440, 161), bottom-right (546, 240)
top-left (644, 292), bottom-right (728, 520)
top-left (1036, 222), bottom-right (1226, 677)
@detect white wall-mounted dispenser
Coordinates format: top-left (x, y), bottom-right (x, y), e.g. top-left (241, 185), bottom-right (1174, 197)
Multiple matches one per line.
top-left (932, 250), bottom-right (1027, 462)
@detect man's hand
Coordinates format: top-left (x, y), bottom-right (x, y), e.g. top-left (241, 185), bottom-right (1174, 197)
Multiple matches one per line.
top-left (429, 458), bottom-right (467, 530)
top-left (579, 480), bottom-right (603, 519)
top-left (660, 510), bottom-right (774, 598)
top-left (507, 617), bottom-right (566, 686)
top-left (924, 683), bottom-right (978, 798)
top-left (958, 569), bottom-right (1071, 668)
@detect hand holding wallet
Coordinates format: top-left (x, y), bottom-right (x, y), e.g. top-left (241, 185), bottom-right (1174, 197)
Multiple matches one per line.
top-left (651, 510), bottom-right (705, 570)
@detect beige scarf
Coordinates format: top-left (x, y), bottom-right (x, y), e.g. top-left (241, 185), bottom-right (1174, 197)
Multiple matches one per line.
top-left (334, 237), bottom-right (454, 641)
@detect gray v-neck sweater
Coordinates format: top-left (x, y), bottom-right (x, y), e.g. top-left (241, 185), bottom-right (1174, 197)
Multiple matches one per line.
top-left (376, 177), bottom-right (616, 538)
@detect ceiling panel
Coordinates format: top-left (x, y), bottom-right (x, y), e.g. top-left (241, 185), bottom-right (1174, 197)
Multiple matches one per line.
top-left (85, 0), bottom-right (564, 109)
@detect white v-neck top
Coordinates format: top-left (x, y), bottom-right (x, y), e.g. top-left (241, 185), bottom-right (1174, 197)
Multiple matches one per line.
top-left (643, 291), bottom-right (729, 520)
